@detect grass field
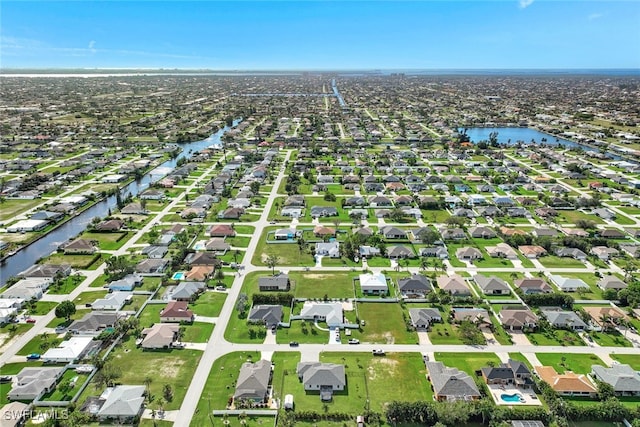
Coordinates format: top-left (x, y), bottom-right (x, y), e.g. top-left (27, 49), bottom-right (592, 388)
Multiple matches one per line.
top-left (191, 351), bottom-right (260, 425)
top-left (109, 335), bottom-right (203, 410)
top-left (525, 329), bottom-right (585, 346)
top-left (587, 330), bottom-right (633, 347)
top-left (535, 353), bottom-right (605, 374)
top-left (350, 303), bottom-right (418, 344)
top-left (434, 352), bottom-right (501, 376)
top-left (183, 322), bottom-right (214, 342)
top-left (17, 333), bottom-right (63, 356)
top-left (0, 199), bottom-right (43, 220)
top-left (610, 354), bottom-right (640, 369)
top-left (190, 291), bottom-right (227, 317)
top-left (80, 231), bottom-right (132, 250)
top-left (138, 303), bottom-right (162, 328)
top-left (290, 271), bottom-right (359, 299)
top-left (538, 255), bottom-right (586, 269)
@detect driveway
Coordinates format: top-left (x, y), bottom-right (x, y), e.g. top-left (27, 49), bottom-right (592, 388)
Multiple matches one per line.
top-left (510, 330), bottom-right (532, 346)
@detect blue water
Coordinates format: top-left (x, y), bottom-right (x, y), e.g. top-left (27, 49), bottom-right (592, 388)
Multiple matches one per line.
top-left (172, 272), bottom-right (185, 280)
top-left (500, 393), bottom-right (522, 403)
top-left (465, 127), bottom-right (585, 149)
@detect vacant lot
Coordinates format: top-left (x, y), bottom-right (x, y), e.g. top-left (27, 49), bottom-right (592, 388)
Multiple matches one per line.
top-left (535, 353), bottom-right (605, 374)
top-left (350, 302), bottom-right (418, 344)
top-left (190, 291), bottom-right (227, 317)
top-left (434, 352), bottom-right (501, 376)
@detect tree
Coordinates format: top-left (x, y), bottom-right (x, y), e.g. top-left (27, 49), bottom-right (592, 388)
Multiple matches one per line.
top-left (596, 379), bottom-right (615, 401)
top-left (416, 228), bottom-right (439, 245)
top-left (144, 376), bottom-right (153, 396)
top-left (55, 300), bottom-right (76, 321)
top-left (389, 208), bottom-right (406, 223)
top-left (163, 383), bottom-right (174, 402)
top-left (265, 254), bottom-right (280, 275)
top-left (214, 269), bottom-right (225, 286)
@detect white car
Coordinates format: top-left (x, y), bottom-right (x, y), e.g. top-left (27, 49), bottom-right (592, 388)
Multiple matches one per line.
top-left (348, 339), bottom-right (360, 345)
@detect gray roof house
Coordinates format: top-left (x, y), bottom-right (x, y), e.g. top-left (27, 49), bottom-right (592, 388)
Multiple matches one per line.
top-left (419, 246), bottom-right (449, 259)
top-left (248, 305), bottom-right (283, 327)
top-left (310, 206), bottom-right (338, 218)
top-left (380, 226), bottom-right (407, 240)
top-left (541, 309), bottom-right (588, 330)
top-left (555, 247), bottom-right (587, 261)
top-left (296, 362), bottom-right (346, 400)
top-left (107, 273), bottom-right (143, 291)
top-left (408, 308), bottom-right (442, 329)
top-left (397, 274), bottom-right (432, 298)
top-left (258, 275), bottom-right (290, 291)
top-left (597, 276), bottom-right (628, 291)
top-left (591, 364), bottom-right (640, 396)
top-left (549, 275), bottom-right (590, 292)
top-left (97, 385), bottom-right (146, 421)
top-left (456, 247), bottom-right (483, 260)
top-left (140, 323), bottom-right (180, 349)
top-left (69, 312), bottom-right (121, 335)
top-left (8, 367), bottom-right (64, 401)
top-left (425, 361), bottom-right (481, 402)
top-left (299, 302), bottom-right (343, 328)
top-left (91, 292), bottom-right (132, 311)
top-left (437, 275), bottom-right (471, 296)
top-left (234, 360), bottom-right (272, 402)
top-left (316, 242), bottom-right (340, 258)
top-left (387, 245), bottom-right (415, 259)
top-left (141, 245), bottom-right (168, 259)
top-left (170, 281), bottom-right (206, 301)
top-left (474, 275), bottom-right (511, 295)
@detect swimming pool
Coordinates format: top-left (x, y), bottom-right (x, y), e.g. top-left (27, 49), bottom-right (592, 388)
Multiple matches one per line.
top-left (500, 393), bottom-right (524, 403)
top-left (193, 241), bottom-right (205, 251)
top-left (172, 272), bottom-right (185, 280)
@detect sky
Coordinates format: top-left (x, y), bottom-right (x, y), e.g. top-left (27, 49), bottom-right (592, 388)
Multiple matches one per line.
top-left (1, 1), bottom-right (639, 70)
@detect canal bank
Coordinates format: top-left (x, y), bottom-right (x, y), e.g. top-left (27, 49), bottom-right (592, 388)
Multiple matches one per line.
top-left (0, 119), bottom-right (241, 286)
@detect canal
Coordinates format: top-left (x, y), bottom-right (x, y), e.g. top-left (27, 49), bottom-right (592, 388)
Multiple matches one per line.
top-left (0, 120), bottom-right (240, 286)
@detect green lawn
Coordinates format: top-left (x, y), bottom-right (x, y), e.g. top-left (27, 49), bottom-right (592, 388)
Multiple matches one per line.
top-left (557, 210), bottom-right (604, 225)
top-left (182, 322), bottom-right (214, 343)
top-left (434, 352), bottom-right (501, 376)
top-left (535, 353), bottom-right (605, 374)
top-left (587, 330), bottom-right (633, 347)
top-left (138, 303), bottom-right (163, 328)
top-left (81, 231), bottom-right (132, 250)
top-left (349, 303), bottom-right (418, 344)
top-left (507, 353), bottom-right (534, 370)
top-left (46, 309), bottom-right (90, 328)
top-left (109, 335), bottom-right (203, 410)
top-left (191, 351), bottom-right (260, 425)
top-left (190, 291), bottom-right (227, 317)
top-left (251, 231), bottom-right (315, 267)
top-left (538, 255), bottom-right (586, 269)
top-left (0, 382), bottom-right (11, 405)
top-left (366, 257), bottom-right (391, 267)
top-left (0, 323), bottom-right (34, 347)
top-left (40, 370), bottom-right (90, 401)
top-left (44, 253), bottom-right (109, 269)
top-left (28, 301), bottom-right (58, 315)
top-left (46, 274), bottom-right (87, 295)
top-left (290, 271), bottom-right (358, 299)
top-left (0, 198), bottom-right (43, 221)
top-left (17, 333), bottom-right (63, 356)
top-left (525, 329), bottom-right (585, 346)
top-left (610, 354), bottom-right (640, 370)
top-left (428, 322), bottom-right (466, 344)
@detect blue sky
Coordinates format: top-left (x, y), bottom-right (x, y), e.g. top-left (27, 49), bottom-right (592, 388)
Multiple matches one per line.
top-left (2, 1), bottom-right (639, 69)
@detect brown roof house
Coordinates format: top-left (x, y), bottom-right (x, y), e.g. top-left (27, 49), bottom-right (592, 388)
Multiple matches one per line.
top-left (437, 275), bottom-right (471, 296)
top-left (160, 301), bottom-right (194, 323)
top-left (534, 366), bottom-right (597, 397)
top-left (209, 224), bottom-right (236, 237)
top-left (499, 308), bottom-right (538, 330)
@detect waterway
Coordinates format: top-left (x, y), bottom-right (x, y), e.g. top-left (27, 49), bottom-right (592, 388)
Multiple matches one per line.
top-left (464, 127), bottom-right (623, 160)
top-left (332, 78), bottom-right (346, 107)
top-left (0, 120), bottom-right (240, 286)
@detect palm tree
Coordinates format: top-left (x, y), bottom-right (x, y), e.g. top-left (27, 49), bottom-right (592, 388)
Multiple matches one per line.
top-left (144, 376), bottom-right (153, 397)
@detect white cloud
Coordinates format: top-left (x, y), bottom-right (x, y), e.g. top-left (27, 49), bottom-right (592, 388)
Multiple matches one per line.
top-left (588, 13), bottom-right (603, 21)
top-left (88, 40), bottom-right (96, 54)
top-left (519, 0), bottom-right (534, 9)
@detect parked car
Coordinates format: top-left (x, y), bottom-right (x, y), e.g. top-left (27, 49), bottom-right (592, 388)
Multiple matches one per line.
top-left (215, 286), bottom-right (226, 291)
top-left (54, 326), bottom-right (67, 334)
top-left (0, 376), bottom-right (11, 383)
top-left (372, 349), bottom-right (385, 356)
top-left (26, 353), bottom-right (40, 360)
top-left (289, 341), bottom-right (299, 347)
top-left (26, 318), bottom-right (36, 324)
top-left (348, 339), bottom-right (360, 344)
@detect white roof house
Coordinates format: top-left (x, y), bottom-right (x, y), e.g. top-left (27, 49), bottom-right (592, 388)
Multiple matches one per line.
top-left (91, 292), bottom-right (132, 311)
top-left (97, 385), bottom-right (146, 420)
top-left (359, 273), bottom-right (388, 294)
top-left (549, 275), bottom-right (590, 292)
top-left (299, 302), bottom-right (343, 328)
top-left (7, 219), bottom-right (48, 233)
top-left (42, 336), bottom-right (94, 363)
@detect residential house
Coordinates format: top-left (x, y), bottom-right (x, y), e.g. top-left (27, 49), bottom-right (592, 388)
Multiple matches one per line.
top-left (533, 227), bottom-right (559, 238)
top-left (8, 367), bottom-right (64, 401)
top-left (380, 226), bottom-right (407, 240)
top-left (456, 247), bottom-right (482, 261)
top-left (437, 275), bottom-right (471, 296)
top-left (590, 246), bottom-right (619, 261)
top-left (481, 359), bottom-right (534, 389)
top-left (591, 364), bottom-right (640, 396)
top-left (359, 245), bottom-right (381, 258)
top-left (486, 243), bottom-right (518, 259)
top-left (397, 274), bottom-right (432, 298)
top-left (474, 275), bottom-right (511, 295)
top-left (140, 323), bottom-right (180, 349)
top-left (549, 275), bottom-right (589, 292)
top-left (518, 245), bottom-right (547, 259)
top-left (440, 228), bottom-right (466, 241)
top-left (209, 224), bottom-right (236, 237)
top-left (96, 385), bottom-right (146, 422)
top-left (91, 292), bottom-right (132, 311)
top-left (120, 202), bottom-right (147, 215)
top-left (281, 207), bottom-right (303, 218)
top-left (468, 226), bottom-right (496, 239)
top-left (597, 276), bottom-right (628, 291)
top-left (313, 225), bottom-right (336, 238)
top-left (218, 207), bottom-right (244, 220)
top-left (141, 245), bottom-right (168, 259)
top-left (248, 305), bottom-right (283, 327)
top-left (185, 265), bottom-right (214, 281)
top-left (20, 263), bottom-right (71, 278)
top-left (234, 360), bottom-right (272, 402)
top-left (299, 302), bottom-right (343, 328)
top-left (1, 278), bottom-right (50, 300)
top-left (0, 402), bottom-right (29, 427)
top-left (600, 229), bottom-right (626, 239)
top-left (387, 245), bottom-right (415, 259)
top-left (582, 306), bottom-right (627, 329)
top-left (452, 307), bottom-right (490, 324)
top-left (274, 228), bottom-right (295, 240)
top-left (160, 301), bottom-right (194, 323)
top-left (556, 248), bottom-right (587, 261)
top-left (359, 273), bottom-right (388, 295)
top-left (541, 309), bottom-right (588, 330)
top-left (135, 259), bottom-right (169, 275)
top-left (296, 362), bottom-right (346, 400)
top-left (514, 278), bottom-right (553, 294)
top-left (316, 242), bottom-right (340, 258)
top-left (419, 246), bottom-right (449, 259)
top-left (500, 308), bottom-right (539, 330)
top-left (534, 366), bottom-right (597, 397)
top-left (258, 275), bottom-right (290, 291)
top-left (185, 252), bottom-right (221, 268)
top-left (408, 308), bottom-right (442, 329)
top-left (107, 274), bottom-right (143, 292)
top-left (69, 312), bottom-right (121, 335)
top-left (170, 281), bottom-right (206, 302)
top-left (310, 206), bottom-right (338, 218)
top-left (42, 336), bottom-right (94, 363)
top-left (425, 361), bottom-right (481, 402)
